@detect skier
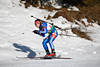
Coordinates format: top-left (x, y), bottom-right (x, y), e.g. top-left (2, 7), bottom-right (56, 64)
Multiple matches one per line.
top-left (34, 19), bottom-right (58, 57)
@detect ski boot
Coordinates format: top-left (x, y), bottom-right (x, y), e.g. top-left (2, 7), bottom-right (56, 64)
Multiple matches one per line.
top-left (50, 49), bottom-right (56, 57)
top-left (43, 49), bottom-right (56, 59)
top-left (43, 50), bottom-right (51, 58)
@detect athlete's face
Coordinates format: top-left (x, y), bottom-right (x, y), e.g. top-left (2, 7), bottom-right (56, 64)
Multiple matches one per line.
top-left (35, 22), bottom-right (40, 28)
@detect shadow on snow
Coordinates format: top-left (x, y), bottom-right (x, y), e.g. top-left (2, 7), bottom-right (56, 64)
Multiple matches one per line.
top-left (13, 43), bottom-right (36, 58)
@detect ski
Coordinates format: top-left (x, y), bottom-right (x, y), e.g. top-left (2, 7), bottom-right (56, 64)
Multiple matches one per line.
top-left (16, 56), bottom-right (72, 60)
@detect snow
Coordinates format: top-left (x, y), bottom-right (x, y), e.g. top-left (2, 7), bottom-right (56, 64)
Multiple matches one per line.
top-left (67, 6), bottom-right (79, 11)
top-left (52, 4), bottom-right (62, 9)
top-left (0, 0), bottom-right (100, 67)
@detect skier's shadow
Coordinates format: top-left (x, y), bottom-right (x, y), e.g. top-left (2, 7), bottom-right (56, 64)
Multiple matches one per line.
top-left (13, 43), bottom-right (36, 58)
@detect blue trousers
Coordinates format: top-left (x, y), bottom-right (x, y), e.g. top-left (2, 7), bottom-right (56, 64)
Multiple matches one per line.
top-left (42, 31), bottom-right (58, 51)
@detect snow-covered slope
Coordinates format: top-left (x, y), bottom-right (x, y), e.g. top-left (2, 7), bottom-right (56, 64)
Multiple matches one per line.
top-left (0, 0), bottom-right (100, 67)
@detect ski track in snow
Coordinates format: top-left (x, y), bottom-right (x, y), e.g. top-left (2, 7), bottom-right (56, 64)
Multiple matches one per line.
top-left (0, 0), bottom-right (100, 67)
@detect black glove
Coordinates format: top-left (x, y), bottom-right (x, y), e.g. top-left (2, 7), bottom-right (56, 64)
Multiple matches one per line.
top-left (33, 30), bottom-right (40, 34)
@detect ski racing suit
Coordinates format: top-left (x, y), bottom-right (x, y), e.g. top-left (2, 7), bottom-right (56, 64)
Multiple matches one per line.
top-left (38, 22), bottom-right (58, 52)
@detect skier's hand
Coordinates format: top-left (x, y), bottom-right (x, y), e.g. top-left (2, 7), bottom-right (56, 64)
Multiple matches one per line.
top-left (33, 30), bottom-right (43, 37)
top-left (33, 30), bottom-right (40, 34)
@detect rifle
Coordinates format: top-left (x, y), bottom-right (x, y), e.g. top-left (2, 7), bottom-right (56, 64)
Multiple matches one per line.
top-left (31, 15), bottom-right (70, 31)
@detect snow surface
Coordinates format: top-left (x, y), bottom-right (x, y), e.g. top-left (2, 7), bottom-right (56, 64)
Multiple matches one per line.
top-left (0, 0), bottom-right (100, 67)
top-left (67, 6), bottom-right (79, 11)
